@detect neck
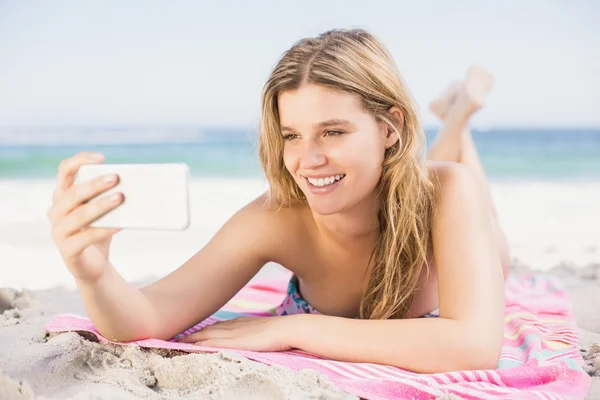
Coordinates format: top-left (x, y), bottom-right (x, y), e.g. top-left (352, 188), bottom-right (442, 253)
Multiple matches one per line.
top-left (310, 192), bottom-right (381, 247)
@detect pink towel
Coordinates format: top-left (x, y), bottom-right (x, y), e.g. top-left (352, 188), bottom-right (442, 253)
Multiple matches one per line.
top-left (45, 274), bottom-right (591, 399)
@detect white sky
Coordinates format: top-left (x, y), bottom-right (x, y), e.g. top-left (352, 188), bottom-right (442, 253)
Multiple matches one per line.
top-left (0, 0), bottom-right (598, 128)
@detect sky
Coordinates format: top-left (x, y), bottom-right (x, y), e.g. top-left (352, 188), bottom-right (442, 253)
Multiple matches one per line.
top-left (0, 0), bottom-right (598, 128)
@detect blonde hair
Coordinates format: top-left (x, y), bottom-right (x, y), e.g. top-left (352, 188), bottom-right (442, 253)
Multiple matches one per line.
top-left (258, 28), bottom-right (437, 320)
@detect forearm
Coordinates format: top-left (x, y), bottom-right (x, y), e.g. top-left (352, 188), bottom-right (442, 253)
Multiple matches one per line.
top-left (76, 262), bottom-right (158, 342)
top-left (291, 314), bottom-right (501, 373)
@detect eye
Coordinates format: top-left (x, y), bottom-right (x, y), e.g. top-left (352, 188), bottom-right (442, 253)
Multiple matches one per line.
top-left (325, 130), bottom-right (344, 136)
top-left (282, 133), bottom-right (298, 141)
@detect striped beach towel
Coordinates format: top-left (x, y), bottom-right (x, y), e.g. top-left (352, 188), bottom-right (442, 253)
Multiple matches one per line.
top-left (45, 273), bottom-right (591, 399)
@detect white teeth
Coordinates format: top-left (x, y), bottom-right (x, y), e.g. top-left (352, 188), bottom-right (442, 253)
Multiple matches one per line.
top-left (307, 174), bottom-right (345, 187)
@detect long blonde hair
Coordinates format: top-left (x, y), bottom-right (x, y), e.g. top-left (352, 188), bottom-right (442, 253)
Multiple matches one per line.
top-left (258, 28), bottom-right (437, 320)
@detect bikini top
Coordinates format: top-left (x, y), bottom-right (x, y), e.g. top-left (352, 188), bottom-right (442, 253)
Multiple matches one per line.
top-left (276, 275), bottom-right (321, 316)
top-left (275, 275), bottom-right (440, 318)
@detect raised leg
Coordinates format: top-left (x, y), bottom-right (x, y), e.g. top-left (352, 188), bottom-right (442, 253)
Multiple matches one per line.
top-left (427, 66), bottom-right (510, 278)
top-left (426, 79), bottom-right (467, 164)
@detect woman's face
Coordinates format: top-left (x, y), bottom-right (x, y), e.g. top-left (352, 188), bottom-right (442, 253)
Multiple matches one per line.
top-left (278, 84), bottom-right (398, 216)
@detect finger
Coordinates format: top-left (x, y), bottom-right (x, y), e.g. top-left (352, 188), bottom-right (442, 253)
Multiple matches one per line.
top-left (49, 174), bottom-right (120, 225)
top-left (178, 328), bottom-right (233, 343)
top-left (210, 317), bottom-right (248, 326)
top-left (194, 339), bottom-right (238, 349)
top-left (209, 316), bottom-right (253, 327)
top-left (198, 318), bottom-right (254, 332)
top-left (61, 227), bottom-right (121, 258)
top-left (199, 322), bottom-right (233, 330)
top-left (54, 192), bottom-right (124, 238)
top-left (53, 152), bottom-right (105, 204)
top-left (195, 337), bottom-right (261, 351)
top-left (178, 328), bottom-right (228, 343)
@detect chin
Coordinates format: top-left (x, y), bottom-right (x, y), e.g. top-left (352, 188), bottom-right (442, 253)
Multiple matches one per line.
top-left (304, 197), bottom-right (345, 216)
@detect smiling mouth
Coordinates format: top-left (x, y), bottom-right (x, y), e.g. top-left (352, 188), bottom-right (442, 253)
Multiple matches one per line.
top-left (305, 174), bottom-right (346, 188)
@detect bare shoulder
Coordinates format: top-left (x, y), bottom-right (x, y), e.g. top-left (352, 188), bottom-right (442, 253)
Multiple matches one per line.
top-left (235, 191), bottom-right (309, 263)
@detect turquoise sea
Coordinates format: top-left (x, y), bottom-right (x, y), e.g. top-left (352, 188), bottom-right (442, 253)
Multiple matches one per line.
top-left (0, 126), bottom-right (599, 181)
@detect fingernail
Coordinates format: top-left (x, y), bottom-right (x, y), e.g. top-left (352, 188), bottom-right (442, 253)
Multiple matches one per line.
top-left (103, 174), bottom-right (117, 183)
top-left (89, 153), bottom-right (104, 160)
top-left (110, 193), bottom-right (122, 203)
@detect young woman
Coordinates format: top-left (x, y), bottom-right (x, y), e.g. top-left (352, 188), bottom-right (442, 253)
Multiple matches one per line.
top-left (47, 29), bottom-right (509, 374)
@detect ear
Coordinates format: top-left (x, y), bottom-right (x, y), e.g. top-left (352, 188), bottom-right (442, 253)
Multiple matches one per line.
top-left (383, 106), bottom-right (404, 149)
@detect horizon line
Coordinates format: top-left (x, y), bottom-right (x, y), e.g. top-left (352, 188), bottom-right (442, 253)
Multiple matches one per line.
top-left (1, 124), bottom-right (600, 131)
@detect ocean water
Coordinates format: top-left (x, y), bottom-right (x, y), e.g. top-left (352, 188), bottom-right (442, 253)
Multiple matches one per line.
top-left (0, 126), bottom-right (599, 181)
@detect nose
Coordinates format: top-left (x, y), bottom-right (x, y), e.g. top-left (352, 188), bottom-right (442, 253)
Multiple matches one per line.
top-left (298, 140), bottom-right (327, 170)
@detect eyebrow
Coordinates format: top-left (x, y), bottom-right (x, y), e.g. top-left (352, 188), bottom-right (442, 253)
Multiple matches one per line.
top-left (280, 119), bottom-right (352, 132)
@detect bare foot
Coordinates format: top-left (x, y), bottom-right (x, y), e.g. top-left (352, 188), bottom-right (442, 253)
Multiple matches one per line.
top-left (429, 66), bottom-right (495, 120)
top-left (446, 66), bottom-right (495, 119)
top-left (429, 80), bottom-right (462, 120)
top-left (462, 65), bottom-right (495, 112)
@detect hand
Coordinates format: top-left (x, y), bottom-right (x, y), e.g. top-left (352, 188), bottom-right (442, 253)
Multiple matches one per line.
top-left (47, 151), bottom-right (124, 283)
top-left (177, 316), bottom-right (297, 352)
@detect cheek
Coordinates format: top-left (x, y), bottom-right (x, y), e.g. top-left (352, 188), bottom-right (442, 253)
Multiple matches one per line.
top-left (282, 145), bottom-right (297, 173)
top-left (335, 136), bottom-right (383, 175)
top-left (348, 144), bottom-right (385, 195)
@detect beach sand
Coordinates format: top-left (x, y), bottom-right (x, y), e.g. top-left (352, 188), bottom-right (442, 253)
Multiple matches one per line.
top-left (0, 179), bottom-right (599, 399)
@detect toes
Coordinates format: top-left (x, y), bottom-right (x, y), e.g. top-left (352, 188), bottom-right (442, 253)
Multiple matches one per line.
top-left (430, 80), bottom-right (463, 120)
top-left (464, 66), bottom-right (495, 109)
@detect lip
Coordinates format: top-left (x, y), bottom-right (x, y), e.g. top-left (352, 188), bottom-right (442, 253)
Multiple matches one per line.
top-left (303, 174), bottom-right (345, 195)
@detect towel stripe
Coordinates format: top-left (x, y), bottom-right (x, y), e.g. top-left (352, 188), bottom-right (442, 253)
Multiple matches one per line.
top-left (44, 274), bottom-right (591, 400)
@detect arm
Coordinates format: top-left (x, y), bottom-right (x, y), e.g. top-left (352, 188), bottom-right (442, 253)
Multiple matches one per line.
top-left (291, 164), bottom-right (505, 372)
top-left (78, 193), bottom-right (275, 342)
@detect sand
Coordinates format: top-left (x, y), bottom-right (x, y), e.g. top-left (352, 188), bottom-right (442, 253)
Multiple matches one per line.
top-left (0, 264), bottom-right (357, 400)
top-left (0, 178), bottom-right (599, 399)
top-left (0, 263), bottom-right (598, 399)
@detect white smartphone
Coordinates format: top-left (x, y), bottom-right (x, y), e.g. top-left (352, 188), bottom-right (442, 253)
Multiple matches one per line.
top-left (75, 163), bottom-right (190, 230)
